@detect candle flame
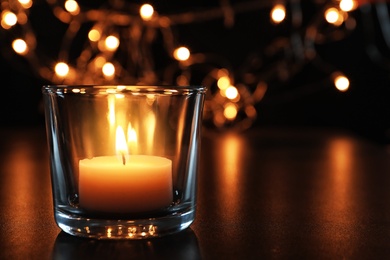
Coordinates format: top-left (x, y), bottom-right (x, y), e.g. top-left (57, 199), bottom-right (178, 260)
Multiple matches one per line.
top-left (116, 126), bottom-right (128, 165)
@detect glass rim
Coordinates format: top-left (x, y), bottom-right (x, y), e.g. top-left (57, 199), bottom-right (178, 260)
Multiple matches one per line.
top-left (42, 85), bottom-right (207, 95)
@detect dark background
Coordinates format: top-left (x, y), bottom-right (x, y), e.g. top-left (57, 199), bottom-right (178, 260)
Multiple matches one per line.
top-left (1, 1), bottom-right (390, 143)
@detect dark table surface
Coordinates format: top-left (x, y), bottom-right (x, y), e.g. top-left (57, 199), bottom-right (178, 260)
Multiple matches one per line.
top-left (1, 126), bottom-right (390, 259)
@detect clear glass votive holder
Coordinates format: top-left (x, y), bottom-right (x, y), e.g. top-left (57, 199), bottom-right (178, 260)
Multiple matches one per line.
top-left (42, 85), bottom-right (206, 239)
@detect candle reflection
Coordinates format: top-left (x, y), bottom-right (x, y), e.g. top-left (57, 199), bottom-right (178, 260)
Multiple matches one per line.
top-left (328, 138), bottom-right (353, 211)
top-left (315, 136), bottom-right (360, 253)
top-left (214, 133), bottom-right (245, 237)
top-left (217, 134), bottom-right (241, 206)
top-left (52, 229), bottom-right (201, 260)
top-left (0, 129), bottom-right (57, 258)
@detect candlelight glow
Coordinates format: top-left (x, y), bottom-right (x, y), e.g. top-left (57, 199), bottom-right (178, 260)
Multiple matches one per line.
top-left (127, 123), bottom-right (138, 154)
top-left (127, 124), bottom-right (137, 144)
top-left (145, 112), bottom-right (156, 154)
top-left (107, 95), bottom-right (116, 126)
top-left (116, 126), bottom-right (128, 157)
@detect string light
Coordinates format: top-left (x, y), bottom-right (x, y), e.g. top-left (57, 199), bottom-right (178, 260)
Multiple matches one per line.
top-left (12, 39), bottom-right (28, 55)
top-left (173, 47), bottom-right (190, 61)
top-left (270, 4), bottom-right (286, 24)
top-left (340, 0), bottom-right (357, 12)
top-left (0, 0), bottom-right (358, 130)
top-left (88, 29), bottom-right (101, 42)
top-left (18, 0), bottom-right (32, 9)
top-left (102, 62), bottom-right (115, 78)
top-left (325, 7), bottom-right (343, 25)
top-left (224, 103), bottom-right (238, 120)
top-left (105, 35), bottom-right (120, 51)
top-left (225, 86), bottom-right (239, 100)
top-left (140, 4), bottom-right (154, 21)
top-left (217, 76), bottom-right (230, 90)
top-left (333, 74), bottom-right (350, 92)
top-left (55, 62), bottom-right (69, 77)
top-left (1, 11), bottom-right (17, 28)
top-left (64, 0), bottom-right (80, 15)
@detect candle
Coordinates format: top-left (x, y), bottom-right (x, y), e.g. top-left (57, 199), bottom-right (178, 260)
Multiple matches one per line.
top-left (78, 126), bottom-right (173, 213)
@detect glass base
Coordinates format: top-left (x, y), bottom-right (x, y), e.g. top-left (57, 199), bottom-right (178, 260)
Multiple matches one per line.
top-left (55, 207), bottom-right (195, 239)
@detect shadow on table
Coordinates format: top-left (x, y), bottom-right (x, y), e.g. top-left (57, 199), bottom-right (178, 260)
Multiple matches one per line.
top-left (51, 228), bottom-right (201, 260)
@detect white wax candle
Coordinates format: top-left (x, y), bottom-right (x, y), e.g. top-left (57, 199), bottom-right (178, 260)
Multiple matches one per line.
top-left (78, 155), bottom-right (173, 213)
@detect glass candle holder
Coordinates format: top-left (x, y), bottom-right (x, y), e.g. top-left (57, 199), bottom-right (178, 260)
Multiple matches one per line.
top-left (42, 85), bottom-right (206, 239)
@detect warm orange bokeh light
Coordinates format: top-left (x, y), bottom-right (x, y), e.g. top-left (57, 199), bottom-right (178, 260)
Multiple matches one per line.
top-left (140, 4), bottom-right (154, 21)
top-left (102, 62), bottom-right (115, 77)
top-left (64, 0), bottom-right (80, 15)
top-left (173, 47), bottom-right (190, 61)
top-left (271, 4), bottom-right (286, 23)
top-left (12, 39), bottom-right (28, 55)
top-left (55, 62), bottom-right (70, 77)
top-left (88, 29), bottom-right (101, 42)
top-left (334, 75), bottom-right (350, 92)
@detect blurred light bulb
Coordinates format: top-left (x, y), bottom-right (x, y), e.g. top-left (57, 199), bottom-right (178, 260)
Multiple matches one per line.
top-left (65, 0), bottom-right (80, 15)
top-left (271, 4), bottom-right (286, 23)
top-left (2, 11), bottom-right (17, 28)
top-left (217, 76), bottom-right (230, 90)
top-left (55, 62), bottom-right (70, 77)
top-left (224, 103), bottom-right (238, 120)
top-left (105, 35), bottom-right (120, 51)
top-left (140, 4), bottom-right (154, 21)
top-left (340, 0), bottom-right (356, 12)
top-left (334, 75), bottom-right (349, 92)
top-left (325, 8), bottom-right (342, 25)
top-left (94, 56), bottom-right (106, 68)
top-left (225, 86), bottom-right (238, 100)
top-left (18, 0), bottom-right (32, 9)
top-left (173, 47), bottom-right (190, 61)
top-left (88, 29), bottom-right (101, 42)
top-left (102, 62), bottom-right (115, 77)
top-left (12, 39), bottom-right (28, 55)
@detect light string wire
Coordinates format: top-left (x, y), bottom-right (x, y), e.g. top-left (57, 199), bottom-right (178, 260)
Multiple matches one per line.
top-left (0, 0), bottom-right (366, 130)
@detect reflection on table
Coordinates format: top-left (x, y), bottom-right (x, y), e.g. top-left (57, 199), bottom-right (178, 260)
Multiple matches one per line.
top-left (1, 127), bottom-right (390, 258)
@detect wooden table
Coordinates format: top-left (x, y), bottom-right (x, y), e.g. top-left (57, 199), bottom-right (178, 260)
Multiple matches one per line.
top-left (1, 126), bottom-right (390, 259)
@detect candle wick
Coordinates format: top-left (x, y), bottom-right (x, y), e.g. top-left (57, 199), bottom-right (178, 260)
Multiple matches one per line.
top-left (122, 153), bottom-right (126, 165)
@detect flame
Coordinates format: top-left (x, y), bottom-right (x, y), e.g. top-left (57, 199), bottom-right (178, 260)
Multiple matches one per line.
top-left (116, 126), bottom-right (128, 164)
